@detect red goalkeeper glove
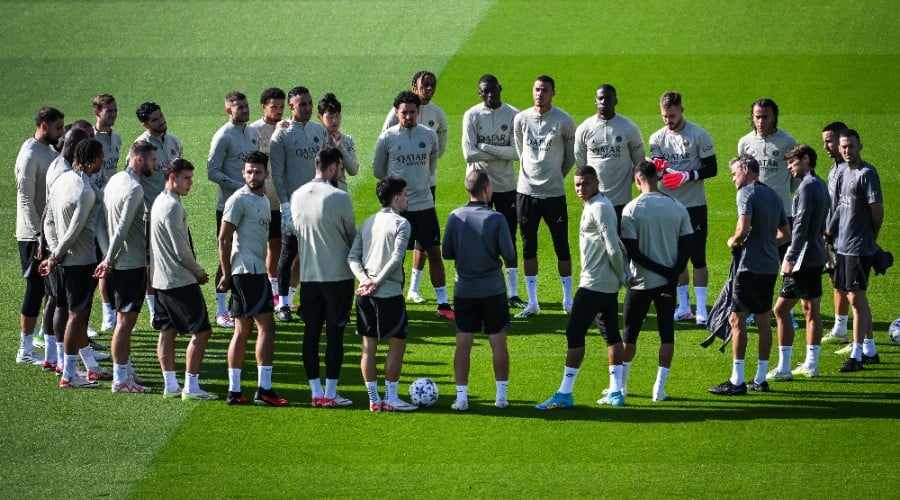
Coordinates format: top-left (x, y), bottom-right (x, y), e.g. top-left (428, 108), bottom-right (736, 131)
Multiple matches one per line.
top-left (663, 170), bottom-right (694, 190)
top-left (652, 157), bottom-right (668, 175)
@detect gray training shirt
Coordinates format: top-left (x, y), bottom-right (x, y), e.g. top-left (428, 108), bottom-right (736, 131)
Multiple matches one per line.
top-left (787, 171), bottom-right (829, 269)
top-left (736, 181), bottom-right (787, 275)
top-left (207, 121), bottom-right (259, 211)
top-left (442, 202), bottom-right (516, 299)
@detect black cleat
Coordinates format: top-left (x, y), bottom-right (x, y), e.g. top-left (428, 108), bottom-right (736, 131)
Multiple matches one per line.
top-left (226, 391), bottom-right (247, 405)
top-left (839, 358), bottom-right (864, 372)
top-left (276, 306), bottom-right (295, 322)
top-left (747, 380), bottom-right (770, 392)
top-left (862, 353), bottom-right (881, 365)
top-left (254, 387), bottom-right (289, 407)
top-left (507, 295), bottom-right (527, 309)
top-left (708, 380), bottom-right (747, 396)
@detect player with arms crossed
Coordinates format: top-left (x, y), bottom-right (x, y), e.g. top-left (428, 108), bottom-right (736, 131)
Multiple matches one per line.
top-left (461, 74), bottom-right (525, 307)
top-left (649, 91), bottom-right (717, 325)
top-left (349, 177), bottom-right (417, 412)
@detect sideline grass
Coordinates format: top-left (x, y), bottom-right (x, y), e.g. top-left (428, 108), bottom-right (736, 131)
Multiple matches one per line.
top-left (1, 1), bottom-right (898, 498)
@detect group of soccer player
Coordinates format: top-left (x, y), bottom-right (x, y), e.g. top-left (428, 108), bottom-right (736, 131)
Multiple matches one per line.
top-left (13, 71), bottom-right (884, 411)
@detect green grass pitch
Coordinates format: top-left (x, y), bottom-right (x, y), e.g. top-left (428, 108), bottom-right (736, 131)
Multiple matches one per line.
top-left (1, 1), bottom-right (898, 497)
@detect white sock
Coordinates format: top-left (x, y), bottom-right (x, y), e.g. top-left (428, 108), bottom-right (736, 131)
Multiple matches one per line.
top-left (409, 269), bottom-right (423, 295)
top-left (309, 378), bottom-right (324, 399)
top-left (163, 370), bottom-right (179, 392)
top-left (258, 366), bottom-right (273, 390)
top-left (506, 268), bottom-right (519, 297)
top-left (20, 332), bottom-right (33, 350)
top-left (730, 359), bottom-right (745, 385)
top-left (677, 285), bottom-right (690, 312)
top-left (365, 380), bottom-right (380, 403)
top-left (324, 378), bottom-right (338, 399)
top-left (654, 366), bottom-right (670, 394)
top-left (435, 286), bottom-right (449, 305)
top-left (385, 380), bottom-right (399, 401)
top-left (695, 286), bottom-right (708, 316)
top-left (65, 354), bottom-right (79, 378)
top-left (455, 385), bottom-right (468, 403)
top-left (835, 315), bottom-right (848, 331)
top-left (45, 334), bottom-right (57, 363)
top-left (560, 275), bottom-right (572, 303)
top-left (102, 302), bottom-right (115, 322)
top-left (558, 366), bottom-right (579, 394)
top-left (216, 292), bottom-right (228, 316)
top-left (754, 360), bottom-right (769, 384)
top-left (525, 275), bottom-right (538, 305)
top-left (288, 287), bottom-right (297, 307)
top-left (269, 277), bottom-right (279, 298)
top-left (495, 380), bottom-right (508, 401)
top-left (621, 361), bottom-right (632, 391)
top-left (777, 346), bottom-right (792, 373)
top-left (806, 344), bottom-right (820, 369)
top-left (113, 363), bottom-right (128, 385)
top-left (228, 368), bottom-right (241, 393)
top-left (850, 343), bottom-right (862, 361)
top-left (79, 345), bottom-right (99, 370)
top-left (146, 294), bottom-right (157, 317)
top-left (56, 342), bottom-right (65, 365)
top-left (609, 364), bottom-right (623, 393)
top-left (862, 338), bottom-right (877, 357)
top-left (185, 372), bottom-right (200, 392)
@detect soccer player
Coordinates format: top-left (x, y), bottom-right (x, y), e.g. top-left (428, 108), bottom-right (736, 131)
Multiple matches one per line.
top-left (373, 90), bottom-right (454, 319)
top-left (767, 144), bottom-right (829, 381)
top-left (133, 101), bottom-right (184, 326)
top-left (93, 94), bottom-right (124, 333)
top-left (150, 158), bottom-right (217, 400)
top-left (649, 91), bottom-right (717, 325)
top-left (709, 156), bottom-right (790, 396)
top-left (443, 171), bottom-right (515, 411)
top-left (620, 161), bottom-right (692, 402)
top-left (248, 87), bottom-right (286, 301)
top-left (827, 130), bottom-right (884, 372)
top-left (512, 75), bottom-right (577, 317)
top-left (819, 121), bottom-right (851, 344)
top-left (348, 177), bottom-right (416, 412)
top-left (574, 83), bottom-right (645, 227)
top-left (292, 147), bottom-right (356, 407)
top-left (318, 92), bottom-right (359, 192)
top-left (535, 166), bottom-right (628, 410)
top-left (208, 91), bottom-right (260, 328)
top-left (218, 150), bottom-right (288, 407)
top-left (40, 139), bottom-right (107, 388)
top-left (461, 74), bottom-right (525, 308)
top-left (94, 141), bottom-right (157, 392)
top-left (270, 86), bottom-right (328, 323)
top-left (15, 106), bottom-right (63, 366)
top-left (382, 71), bottom-right (448, 304)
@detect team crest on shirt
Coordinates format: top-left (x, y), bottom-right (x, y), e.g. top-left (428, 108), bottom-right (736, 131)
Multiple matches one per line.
top-left (252, 138), bottom-right (258, 145)
top-left (314, 137), bottom-right (320, 143)
top-left (419, 142), bottom-right (426, 149)
top-left (615, 136), bottom-right (622, 142)
top-left (772, 149), bottom-right (780, 157)
top-left (428, 120), bottom-right (435, 127)
top-left (683, 140), bottom-right (692, 148)
top-left (501, 124), bottom-right (508, 131)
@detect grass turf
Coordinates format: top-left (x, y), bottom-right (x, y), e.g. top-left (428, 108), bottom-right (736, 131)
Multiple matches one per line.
top-left (0, 1), bottom-right (898, 498)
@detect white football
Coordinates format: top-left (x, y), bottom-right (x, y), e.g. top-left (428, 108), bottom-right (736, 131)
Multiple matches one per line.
top-left (889, 318), bottom-right (900, 345)
top-left (408, 377), bottom-right (439, 407)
